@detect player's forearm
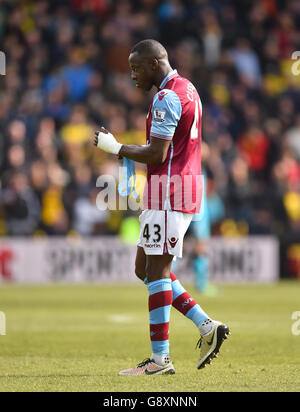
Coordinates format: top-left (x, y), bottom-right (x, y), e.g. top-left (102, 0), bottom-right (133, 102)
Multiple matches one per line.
top-left (119, 144), bottom-right (164, 165)
top-left (94, 128), bottom-right (167, 164)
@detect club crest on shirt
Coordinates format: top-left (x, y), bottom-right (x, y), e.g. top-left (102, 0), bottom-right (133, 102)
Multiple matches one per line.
top-left (153, 109), bottom-right (166, 123)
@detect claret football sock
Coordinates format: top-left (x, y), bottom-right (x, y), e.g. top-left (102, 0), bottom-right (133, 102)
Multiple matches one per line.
top-left (144, 274), bottom-right (211, 333)
top-left (170, 272), bottom-right (211, 329)
top-left (147, 278), bottom-right (173, 361)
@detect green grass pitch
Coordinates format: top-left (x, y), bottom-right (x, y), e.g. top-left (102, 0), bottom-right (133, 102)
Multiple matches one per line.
top-left (0, 281), bottom-right (299, 392)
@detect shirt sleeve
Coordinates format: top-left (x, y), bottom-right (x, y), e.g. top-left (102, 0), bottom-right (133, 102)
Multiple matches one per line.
top-left (150, 89), bottom-right (182, 140)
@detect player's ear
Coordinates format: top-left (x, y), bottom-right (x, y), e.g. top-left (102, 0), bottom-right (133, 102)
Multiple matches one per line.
top-left (151, 58), bottom-right (159, 71)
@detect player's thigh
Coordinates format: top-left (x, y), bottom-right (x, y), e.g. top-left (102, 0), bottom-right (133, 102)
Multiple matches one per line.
top-left (135, 246), bottom-right (146, 281)
top-left (146, 253), bottom-right (174, 283)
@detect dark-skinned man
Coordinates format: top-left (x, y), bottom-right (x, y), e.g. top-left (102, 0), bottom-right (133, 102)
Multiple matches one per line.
top-left (94, 39), bottom-right (229, 375)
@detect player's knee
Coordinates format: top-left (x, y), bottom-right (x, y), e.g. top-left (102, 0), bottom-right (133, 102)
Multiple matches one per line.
top-left (145, 261), bottom-right (163, 283)
top-left (145, 260), bottom-right (154, 278)
top-left (135, 266), bottom-right (146, 282)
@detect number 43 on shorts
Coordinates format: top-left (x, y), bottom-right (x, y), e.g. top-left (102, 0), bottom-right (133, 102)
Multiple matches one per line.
top-left (137, 209), bottom-right (192, 257)
top-left (143, 223), bottom-right (161, 242)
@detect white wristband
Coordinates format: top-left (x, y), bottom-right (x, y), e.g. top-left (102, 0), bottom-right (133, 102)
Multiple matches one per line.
top-left (97, 131), bottom-right (123, 155)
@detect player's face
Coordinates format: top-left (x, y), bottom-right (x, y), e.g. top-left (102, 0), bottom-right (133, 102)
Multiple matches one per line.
top-left (129, 52), bottom-right (156, 92)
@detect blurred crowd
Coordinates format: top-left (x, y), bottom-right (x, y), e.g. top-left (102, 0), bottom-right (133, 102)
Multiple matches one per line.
top-left (0, 0), bottom-right (300, 245)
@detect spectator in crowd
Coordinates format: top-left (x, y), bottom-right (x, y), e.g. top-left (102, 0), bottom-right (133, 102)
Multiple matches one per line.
top-left (285, 114), bottom-right (300, 161)
top-left (73, 188), bottom-right (109, 236)
top-left (227, 38), bottom-right (262, 88)
top-left (0, 172), bottom-right (40, 236)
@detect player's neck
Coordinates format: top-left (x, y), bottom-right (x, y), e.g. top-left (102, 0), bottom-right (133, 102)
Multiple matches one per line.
top-left (155, 63), bottom-right (173, 90)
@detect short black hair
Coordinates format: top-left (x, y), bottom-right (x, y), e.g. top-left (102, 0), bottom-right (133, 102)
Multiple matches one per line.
top-left (130, 39), bottom-right (168, 60)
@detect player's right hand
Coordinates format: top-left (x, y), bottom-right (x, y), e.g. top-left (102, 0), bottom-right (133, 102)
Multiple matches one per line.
top-left (93, 126), bottom-right (107, 147)
top-left (94, 127), bottom-right (123, 155)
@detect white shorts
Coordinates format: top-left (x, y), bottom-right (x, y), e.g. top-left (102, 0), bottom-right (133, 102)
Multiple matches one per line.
top-left (137, 210), bottom-right (193, 257)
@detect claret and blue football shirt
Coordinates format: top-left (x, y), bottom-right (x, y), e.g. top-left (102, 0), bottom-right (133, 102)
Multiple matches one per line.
top-left (144, 69), bottom-right (203, 214)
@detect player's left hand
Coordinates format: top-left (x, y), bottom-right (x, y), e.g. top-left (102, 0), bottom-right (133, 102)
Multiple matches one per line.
top-left (94, 127), bottom-right (123, 155)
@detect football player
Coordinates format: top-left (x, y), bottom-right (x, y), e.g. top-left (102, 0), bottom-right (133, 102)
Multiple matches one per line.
top-left (94, 39), bottom-right (229, 375)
